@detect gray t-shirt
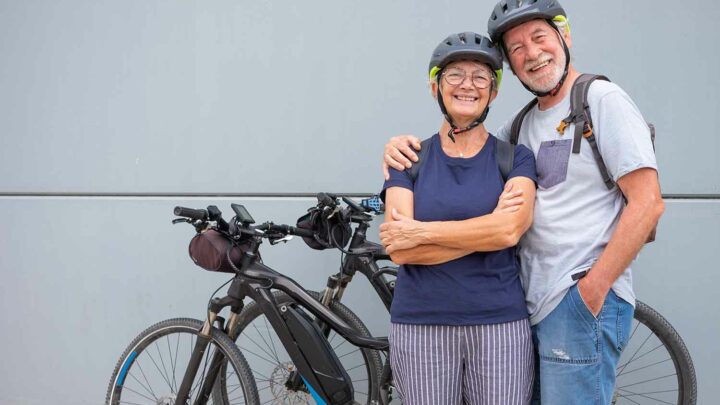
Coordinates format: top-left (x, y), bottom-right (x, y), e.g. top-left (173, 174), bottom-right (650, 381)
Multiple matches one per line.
top-left (496, 79), bottom-right (657, 325)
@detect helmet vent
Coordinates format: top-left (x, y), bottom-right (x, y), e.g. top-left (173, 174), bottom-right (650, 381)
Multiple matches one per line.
top-left (502, 3), bottom-right (508, 13)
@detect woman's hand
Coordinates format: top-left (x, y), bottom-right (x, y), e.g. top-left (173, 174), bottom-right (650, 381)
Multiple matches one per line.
top-left (494, 182), bottom-right (525, 213)
top-left (379, 208), bottom-right (427, 254)
top-left (383, 135), bottom-right (422, 180)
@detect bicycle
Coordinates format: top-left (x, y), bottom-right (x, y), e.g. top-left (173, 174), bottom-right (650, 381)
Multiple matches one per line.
top-left (106, 200), bottom-right (393, 405)
top-left (106, 194), bottom-right (696, 405)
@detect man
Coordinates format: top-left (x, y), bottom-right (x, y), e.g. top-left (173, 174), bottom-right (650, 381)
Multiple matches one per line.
top-left (380, 1), bottom-right (664, 403)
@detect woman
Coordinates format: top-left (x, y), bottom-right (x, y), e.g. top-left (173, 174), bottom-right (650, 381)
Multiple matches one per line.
top-left (380, 32), bottom-right (537, 405)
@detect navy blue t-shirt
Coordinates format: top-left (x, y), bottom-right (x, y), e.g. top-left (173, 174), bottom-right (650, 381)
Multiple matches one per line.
top-left (382, 134), bottom-right (537, 325)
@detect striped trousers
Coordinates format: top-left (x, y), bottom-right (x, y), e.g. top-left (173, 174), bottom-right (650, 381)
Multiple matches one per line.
top-left (389, 319), bottom-right (534, 405)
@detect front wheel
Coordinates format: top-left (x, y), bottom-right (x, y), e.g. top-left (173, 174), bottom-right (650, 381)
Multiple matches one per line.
top-left (613, 300), bottom-right (697, 405)
top-left (106, 318), bottom-right (259, 405)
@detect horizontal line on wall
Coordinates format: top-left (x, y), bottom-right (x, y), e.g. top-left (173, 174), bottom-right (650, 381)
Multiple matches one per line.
top-left (662, 194), bottom-right (720, 199)
top-left (0, 192), bottom-right (367, 199)
top-left (0, 192), bottom-right (719, 200)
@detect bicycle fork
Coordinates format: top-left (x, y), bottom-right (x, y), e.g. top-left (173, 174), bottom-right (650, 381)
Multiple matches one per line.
top-left (174, 298), bottom-right (244, 405)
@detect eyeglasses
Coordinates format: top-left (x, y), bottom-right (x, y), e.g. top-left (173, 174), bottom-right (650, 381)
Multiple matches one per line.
top-left (441, 68), bottom-right (493, 89)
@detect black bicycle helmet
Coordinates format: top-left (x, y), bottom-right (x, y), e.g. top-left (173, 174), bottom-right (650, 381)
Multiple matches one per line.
top-left (488, 0), bottom-right (566, 43)
top-left (487, 0), bottom-right (570, 97)
top-left (428, 32), bottom-right (503, 142)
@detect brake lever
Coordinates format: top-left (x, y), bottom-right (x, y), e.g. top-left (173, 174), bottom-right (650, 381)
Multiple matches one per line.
top-left (269, 235), bottom-right (294, 245)
top-left (172, 218), bottom-right (191, 225)
top-left (325, 205), bottom-right (341, 220)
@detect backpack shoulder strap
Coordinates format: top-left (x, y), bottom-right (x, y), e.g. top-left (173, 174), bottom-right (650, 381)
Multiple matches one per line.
top-left (509, 98), bottom-right (539, 145)
top-left (494, 137), bottom-right (515, 182)
top-left (566, 74), bottom-right (615, 189)
top-left (408, 137), bottom-right (433, 183)
top-left (569, 74), bottom-right (609, 153)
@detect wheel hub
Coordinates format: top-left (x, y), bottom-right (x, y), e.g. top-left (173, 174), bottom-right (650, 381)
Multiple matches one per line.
top-left (271, 362), bottom-right (311, 403)
top-left (156, 394), bottom-right (177, 405)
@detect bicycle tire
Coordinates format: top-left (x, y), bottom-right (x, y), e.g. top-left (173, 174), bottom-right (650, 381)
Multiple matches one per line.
top-left (217, 290), bottom-right (383, 404)
top-left (613, 300), bottom-right (697, 405)
top-left (106, 318), bottom-right (259, 405)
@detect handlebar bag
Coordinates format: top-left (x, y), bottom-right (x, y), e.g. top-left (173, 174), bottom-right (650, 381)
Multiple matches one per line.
top-left (296, 208), bottom-right (351, 250)
top-left (188, 229), bottom-right (255, 273)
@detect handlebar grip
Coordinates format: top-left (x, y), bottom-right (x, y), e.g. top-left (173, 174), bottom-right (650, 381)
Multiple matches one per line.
top-left (173, 206), bottom-right (208, 221)
top-left (206, 205), bottom-right (229, 232)
top-left (342, 196), bottom-right (367, 213)
top-left (267, 223), bottom-right (315, 238)
top-left (289, 226), bottom-right (315, 238)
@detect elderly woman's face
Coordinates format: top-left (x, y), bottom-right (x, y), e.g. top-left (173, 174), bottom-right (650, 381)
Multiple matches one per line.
top-left (435, 60), bottom-right (496, 121)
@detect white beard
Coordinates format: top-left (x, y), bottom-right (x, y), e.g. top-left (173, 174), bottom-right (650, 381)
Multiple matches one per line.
top-left (524, 50), bottom-right (566, 94)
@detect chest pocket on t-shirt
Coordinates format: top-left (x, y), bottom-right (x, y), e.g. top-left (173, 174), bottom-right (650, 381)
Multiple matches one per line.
top-left (536, 139), bottom-right (572, 189)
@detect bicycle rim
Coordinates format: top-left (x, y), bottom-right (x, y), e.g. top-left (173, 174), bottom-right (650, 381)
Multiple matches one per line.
top-left (613, 301), bottom-right (697, 405)
top-left (107, 318), bottom-right (257, 405)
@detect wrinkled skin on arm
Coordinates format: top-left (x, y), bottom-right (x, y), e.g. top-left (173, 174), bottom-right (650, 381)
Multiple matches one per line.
top-left (576, 167), bottom-right (664, 316)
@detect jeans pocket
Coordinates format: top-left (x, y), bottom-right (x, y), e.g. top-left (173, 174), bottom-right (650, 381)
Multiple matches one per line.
top-left (535, 139), bottom-right (572, 189)
top-left (536, 286), bottom-right (599, 364)
top-left (571, 283), bottom-right (600, 323)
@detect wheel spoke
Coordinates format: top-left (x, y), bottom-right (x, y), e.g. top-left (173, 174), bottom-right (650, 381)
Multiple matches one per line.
top-left (145, 343), bottom-right (174, 391)
top-left (263, 315), bottom-right (282, 363)
top-left (617, 342), bottom-right (666, 372)
top-left (237, 340), bottom-right (281, 368)
top-left (617, 373), bottom-right (677, 390)
top-left (617, 328), bottom-right (655, 376)
top-left (118, 381), bottom-right (158, 402)
top-left (617, 357), bottom-right (672, 377)
top-left (616, 387), bottom-right (676, 404)
top-left (336, 348), bottom-right (360, 359)
top-left (131, 359), bottom-right (159, 400)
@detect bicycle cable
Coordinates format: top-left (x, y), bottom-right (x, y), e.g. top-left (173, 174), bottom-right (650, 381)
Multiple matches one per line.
top-left (208, 276), bottom-right (234, 303)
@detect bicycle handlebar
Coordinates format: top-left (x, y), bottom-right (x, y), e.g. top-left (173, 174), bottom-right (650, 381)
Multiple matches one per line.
top-left (173, 204), bottom-right (315, 241)
top-left (174, 192), bottom-right (374, 242)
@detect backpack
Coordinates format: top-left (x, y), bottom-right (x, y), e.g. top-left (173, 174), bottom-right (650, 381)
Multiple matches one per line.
top-left (508, 73), bottom-right (657, 242)
top-left (408, 135), bottom-right (516, 183)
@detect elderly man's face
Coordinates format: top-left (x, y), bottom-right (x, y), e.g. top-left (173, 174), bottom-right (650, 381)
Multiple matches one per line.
top-left (503, 19), bottom-right (570, 94)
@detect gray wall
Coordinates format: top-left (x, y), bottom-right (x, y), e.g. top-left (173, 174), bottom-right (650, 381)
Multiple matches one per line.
top-left (0, 1), bottom-right (717, 403)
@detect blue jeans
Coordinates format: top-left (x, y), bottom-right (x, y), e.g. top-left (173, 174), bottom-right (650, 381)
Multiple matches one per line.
top-left (530, 284), bottom-right (634, 405)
